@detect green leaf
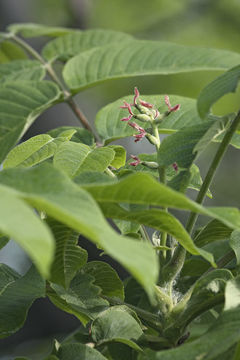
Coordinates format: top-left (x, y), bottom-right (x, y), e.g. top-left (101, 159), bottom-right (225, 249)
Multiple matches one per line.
top-left (188, 164), bottom-right (212, 198)
top-left (91, 307), bottom-right (143, 351)
top-left (0, 263), bottom-right (20, 294)
top-left (83, 172), bottom-right (240, 239)
top-left (53, 142), bottom-right (115, 178)
top-left (42, 29), bottom-right (133, 61)
top-left (194, 219), bottom-right (232, 247)
top-left (0, 80), bottom-right (61, 163)
top-left (0, 60), bottom-right (44, 84)
top-left (63, 41), bottom-right (240, 92)
top-left (108, 145), bottom-right (126, 169)
top-left (49, 271), bottom-right (108, 326)
top-left (0, 41), bottom-right (27, 64)
top-left (100, 203), bottom-right (215, 265)
top-left (48, 126), bottom-right (94, 146)
top-left (3, 130), bottom-right (76, 169)
top-left (7, 23), bottom-right (74, 38)
top-left (0, 235), bottom-right (9, 250)
top-left (158, 120), bottom-right (226, 192)
top-left (224, 276), bottom-right (240, 310)
top-left (0, 184), bottom-right (54, 278)
top-left (58, 343), bottom-right (107, 360)
top-left (47, 218), bottom-right (88, 289)
top-left (0, 266), bottom-right (45, 338)
top-left (230, 231), bottom-right (240, 266)
top-left (74, 171), bottom-right (116, 186)
top-left (0, 164), bottom-right (158, 299)
top-left (83, 261), bottom-right (124, 301)
top-left (198, 65), bottom-right (240, 119)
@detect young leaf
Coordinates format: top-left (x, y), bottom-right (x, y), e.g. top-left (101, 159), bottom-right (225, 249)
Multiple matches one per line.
top-left (0, 80), bottom-right (61, 163)
top-left (0, 184), bottom-right (54, 278)
top-left (0, 266), bottom-right (45, 338)
top-left (0, 41), bottom-right (27, 64)
top-left (0, 164), bottom-right (158, 299)
top-left (3, 130), bottom-right (76, 169)
top-left (53, 142), bottom-right (115, 178)
top-left (83, 261), bottom-right (124, 301)
top-left (58, 343), bottom-right (107, 360)
top-left (91, 306), bottom-right (143, 351)
top-left (48, 126), bottom-right (94, 146)
top-left (0, 60), bottom-right (44, 84)
top-left (49, 271), bottom-right (108, 325)
top-left (108, 145), bottom-right (126, 169)
top-left (63, 41), bottom-right (240, 92)
top-left (198, 64), bottom-right (240, 119)
top-left (42, 29), bottom-right (133, 61)
top-left (7, 23), bottom-right (74, 38)
top-left (47, 218), bottom-right (88, 289)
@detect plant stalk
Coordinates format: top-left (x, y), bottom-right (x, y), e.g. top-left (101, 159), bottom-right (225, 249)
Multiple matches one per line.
top-left (11, 34), bottom-right (100, 142)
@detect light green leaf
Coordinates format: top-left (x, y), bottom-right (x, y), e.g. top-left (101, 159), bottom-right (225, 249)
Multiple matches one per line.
top-left (42, 29), bottom-right (133, 61)
top-left (0, 164), bottom-right (158, 299)
top-left (63, 41), bottom-right (240, 92)
top-left (0, 184), bottom-right (54, 278)
top-left (0, 266), bottom-right (45, 338)
top-left (49, 271), bottom-right (108, 325)
top-left (47, 218), bottom-right (88, 289)
top-left (91, 307), bottom-right (143, 351)
top-left (53, 142), bottom-right (115, 178)
top-left (58, 343), bottom-right (107, 360)
top-left (198, 65), bottom-right (240, 119)
top-left (48, 126), bottom-right (94, 146)
top-left (0, 80), bottom-right (61, 164)
top-left (0, 41), bottom-right (27, 64)
top-left (83, 261), bottom-right (124, 300)
top-left (230, 231), bottom-right (240, 266)
top-left (74, 171), bottom-right (116, 186)
top-left (0, 60), bottom-right (44, 84)
top-left (100, 203), bottom-right (214, 265)
top-left (194, 219), bottom-right (232, 247)
top-left (83, 172), bottom-right (240, 235)
top-left (7, 23), bottom-right (74, 38)
top-left (108, 145), bottom-right (126, 169)
top-left (3, 130), bottom-right (75, 169)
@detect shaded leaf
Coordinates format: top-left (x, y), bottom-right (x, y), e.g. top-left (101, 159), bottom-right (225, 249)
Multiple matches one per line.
top-left (0, 263), bottom-right (20, 294)
top-left (0, 184), bottom-right (54, 278)
top-left (0, 235), bottom-right (9, 250)
top-left (58, 343), bottom-right (107, 360)
top-left (0, 164), bottom-right (158, 299)
top-left (42, 29), bottom-right (133, 61)
top-left (198, 65), bottom-right (240, 119)
top-left (83, 261), bottom-right (124, 300)
top-left (53, 142), bottom-right (115, 178)
top-left (0, 80), bottom-right (61, 163)
top-left (49, 271), bottom-right (108, 326)
top-left (3, 129), bottom-right (75, 169)
top-left (8, 23), bottom-right (74, 38)
top-left (0, 60), bottom-right (44, 84)
top-left (48, 126), bottom-right (94, 146)
top-left (194, 219), bottom-right (232, 247)
top-left (230, 230), bottom-right (240, 266)
top-left (47, 218), bottom-right (88, 289)
top-left (63, 41), bottom-right (240, 92)
top-left (91, 306), bottom-right (143, 351)
top-left (0, 266), bottom-right (45, 338)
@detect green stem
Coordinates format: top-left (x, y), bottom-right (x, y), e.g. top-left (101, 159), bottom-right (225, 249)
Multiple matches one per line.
top-left (186, 109), bottom-right (240, 235)
top-left (166, 110), bottom-right (240, 285)
top-left (11, 34), bottom-right (100, 142)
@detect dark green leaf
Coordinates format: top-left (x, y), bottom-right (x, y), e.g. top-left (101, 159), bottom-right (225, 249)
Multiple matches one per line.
top-left (83, 261), bottom-right (124, 300)
top-left (194, 219), bottom-right (232, 247)
top-left (47, 218), bottom-right (88, 289)
top-left (0, 41), bottom-right (27, 64)
top-left (230, 230), bottom-right (240, 266)
top-left (91, 306), bottom-right (143, 351)
top-left (63, 41), bottom-right (240, 92)
top-left (0, 266), bottom-right (45, 338)
top-left (0, 263), bottom-right (20, 294)
top-left (58, 343), bottom-right (107, 360)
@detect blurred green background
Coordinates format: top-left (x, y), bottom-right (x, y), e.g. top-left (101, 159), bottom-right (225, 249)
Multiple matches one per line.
top-left (0, 0), bottom-right (240, 358)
